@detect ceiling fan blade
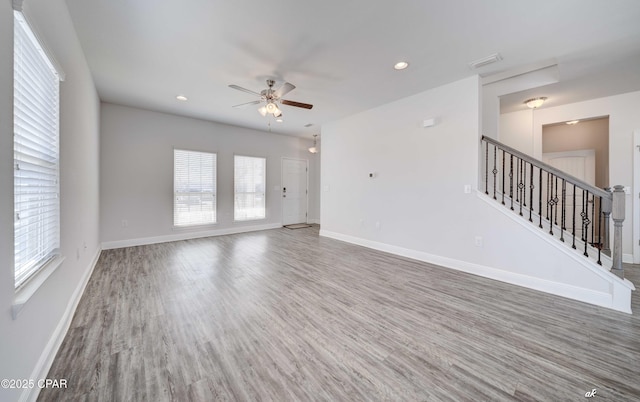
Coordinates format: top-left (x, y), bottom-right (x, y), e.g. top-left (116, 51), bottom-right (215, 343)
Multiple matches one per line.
top-left (273, 82), bottom-right (296, 99)
top-left (232, 100), bottom-right (262, 108)
top-left (229, 84), bottom-right (262, 97)
top-left (281, 99), bottom-right (313, 109)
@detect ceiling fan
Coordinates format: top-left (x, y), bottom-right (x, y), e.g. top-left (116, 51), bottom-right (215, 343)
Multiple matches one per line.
top-left (229, 79), bottom-right (313, 118)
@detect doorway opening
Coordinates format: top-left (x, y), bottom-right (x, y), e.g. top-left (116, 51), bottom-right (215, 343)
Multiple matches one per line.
top-left (542, 116), bottom-right (609, 189)
top-left (542, 116), bottom-right (609, 247)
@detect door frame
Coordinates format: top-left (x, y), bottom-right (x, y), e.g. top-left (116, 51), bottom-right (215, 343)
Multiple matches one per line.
top-left (281, 157), bottom-right (309, 225)
top-left (633, 130), bottom-right (640, 263)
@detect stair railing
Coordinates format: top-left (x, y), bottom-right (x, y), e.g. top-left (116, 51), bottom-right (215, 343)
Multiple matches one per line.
top-left (481, 135), bottom-right (626, 278)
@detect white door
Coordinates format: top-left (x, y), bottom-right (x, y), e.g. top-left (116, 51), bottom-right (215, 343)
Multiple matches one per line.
top-left (543, 150), bottom-right (596, 241)
top-left (281, 158), bottom-right (308, 225)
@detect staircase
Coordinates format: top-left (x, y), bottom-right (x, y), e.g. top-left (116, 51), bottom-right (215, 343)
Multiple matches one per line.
top-left (481, 136), bottom-right (629, 280)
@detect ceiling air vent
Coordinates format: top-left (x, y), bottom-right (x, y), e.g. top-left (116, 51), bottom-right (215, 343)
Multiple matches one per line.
top-left (468, 53), bottom-right (503, 70)
top-left (304, 123), bottom-right (314, 128)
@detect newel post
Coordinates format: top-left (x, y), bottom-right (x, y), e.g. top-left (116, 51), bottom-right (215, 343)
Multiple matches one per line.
top-left (611, 185), bottom-right (625, 276)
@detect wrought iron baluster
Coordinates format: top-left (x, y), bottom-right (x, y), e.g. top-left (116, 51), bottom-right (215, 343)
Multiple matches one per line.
top-left (485, 141), bottom-right (489, 195)
top-left (591, 192), bottom-right (595, 247)
top-left (549, 173), bottom-right (555, 236)
top-left (545, 172), bottom-right (553, 222)
top-left (516, 157), bottom-right (521, 203)
top-left (523, 160), bottom-right (527, 205)
top-left (529, 162), bottom-right (534, 222)
top-left (518, 159), bottom-right (524, 216)
top-left (492, 145), bottom-right (497, 200)
top-left (554, 176), bottom-right (559, 226)
top-left (582, 190), bottom-right (590, 257)
top-left (509, 154), bottom-right (514, 211)
top-left (501, 150), bottom-right (505, 205)
top-left (538, 168), bottom-right (543, 229)
top-left (560, 179), bottom-right (566, 242)
top-left (572, 184), bottom-right (577, 249)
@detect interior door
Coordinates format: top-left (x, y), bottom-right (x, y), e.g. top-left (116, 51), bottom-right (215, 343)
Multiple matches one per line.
top-left (543, 150), bottom-right (596, 241)
top-left (281, 158), bottom-right (308, 225)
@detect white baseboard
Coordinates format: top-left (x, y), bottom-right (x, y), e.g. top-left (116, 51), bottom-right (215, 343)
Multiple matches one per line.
top-left (21, 247), bottom-right (102, 402)
top-left (102, 223), bottom-right (282, 250)
top-left (623, 253), bottom-right (633, 264)
top-left (319, 229), bottom-right (633, 314)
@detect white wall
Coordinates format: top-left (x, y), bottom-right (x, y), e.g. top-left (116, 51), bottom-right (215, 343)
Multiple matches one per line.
top-left (500, 91), bottom-right (640, 261)
top-left (320, 76), bottom-right (633, 313)
top-left (499, 109), bottom-right (533, 154)
top-left (0, 1), bottom-right (101, 401)
top-left (100, 103), bottom-right (320, 247)
top-left (321, 76), bottom-right (482, 255)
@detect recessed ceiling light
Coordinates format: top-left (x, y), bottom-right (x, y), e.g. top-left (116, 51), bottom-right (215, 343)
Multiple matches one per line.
top-left (394, 61), bottom-right (409, 70)
top-left (176, 95), bottom-right (188, 101)
top-left (276, 118), bottom-right (283, 123)
top-left (566, 120), bottom-right (579, 125)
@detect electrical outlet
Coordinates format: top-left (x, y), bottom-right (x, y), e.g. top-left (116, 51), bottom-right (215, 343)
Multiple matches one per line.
top-left (474, 236), bottom-right (483, 247)
top-left (121, 219), bottom-right (128, 228)
top-left (464, 184), bottom-right (472, 194)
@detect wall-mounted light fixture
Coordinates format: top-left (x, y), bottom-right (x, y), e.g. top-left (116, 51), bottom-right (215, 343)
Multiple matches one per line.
top-left (308, 134), bottom-right (318, 154)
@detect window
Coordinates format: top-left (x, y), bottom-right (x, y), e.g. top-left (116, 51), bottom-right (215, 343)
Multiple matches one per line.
top-left (174, 149), bottom-right (217, 226)
top-left (13, 10), bottom-right (61, 289)
top-left (234, 156), bottom-right (266, 221)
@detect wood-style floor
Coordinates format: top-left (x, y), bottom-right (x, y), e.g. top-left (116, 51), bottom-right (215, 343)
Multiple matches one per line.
top-left (40, 226), bottom-right (640, 401)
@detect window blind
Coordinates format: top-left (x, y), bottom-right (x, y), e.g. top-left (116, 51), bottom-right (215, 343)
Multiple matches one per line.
top-left (234, 155), bottom-right (266, 221)
top-left (174, 149), bottom-right (217, 226)
top-left (13, 10), bottom-right (61, 288)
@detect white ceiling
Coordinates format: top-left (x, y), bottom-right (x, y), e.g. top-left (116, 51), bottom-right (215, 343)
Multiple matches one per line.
top-left (64, 0), bottom-right (640, 137)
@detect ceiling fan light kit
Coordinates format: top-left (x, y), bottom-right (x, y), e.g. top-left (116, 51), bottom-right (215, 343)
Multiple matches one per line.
top-left (230, 79), bottom-right (313, 122)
